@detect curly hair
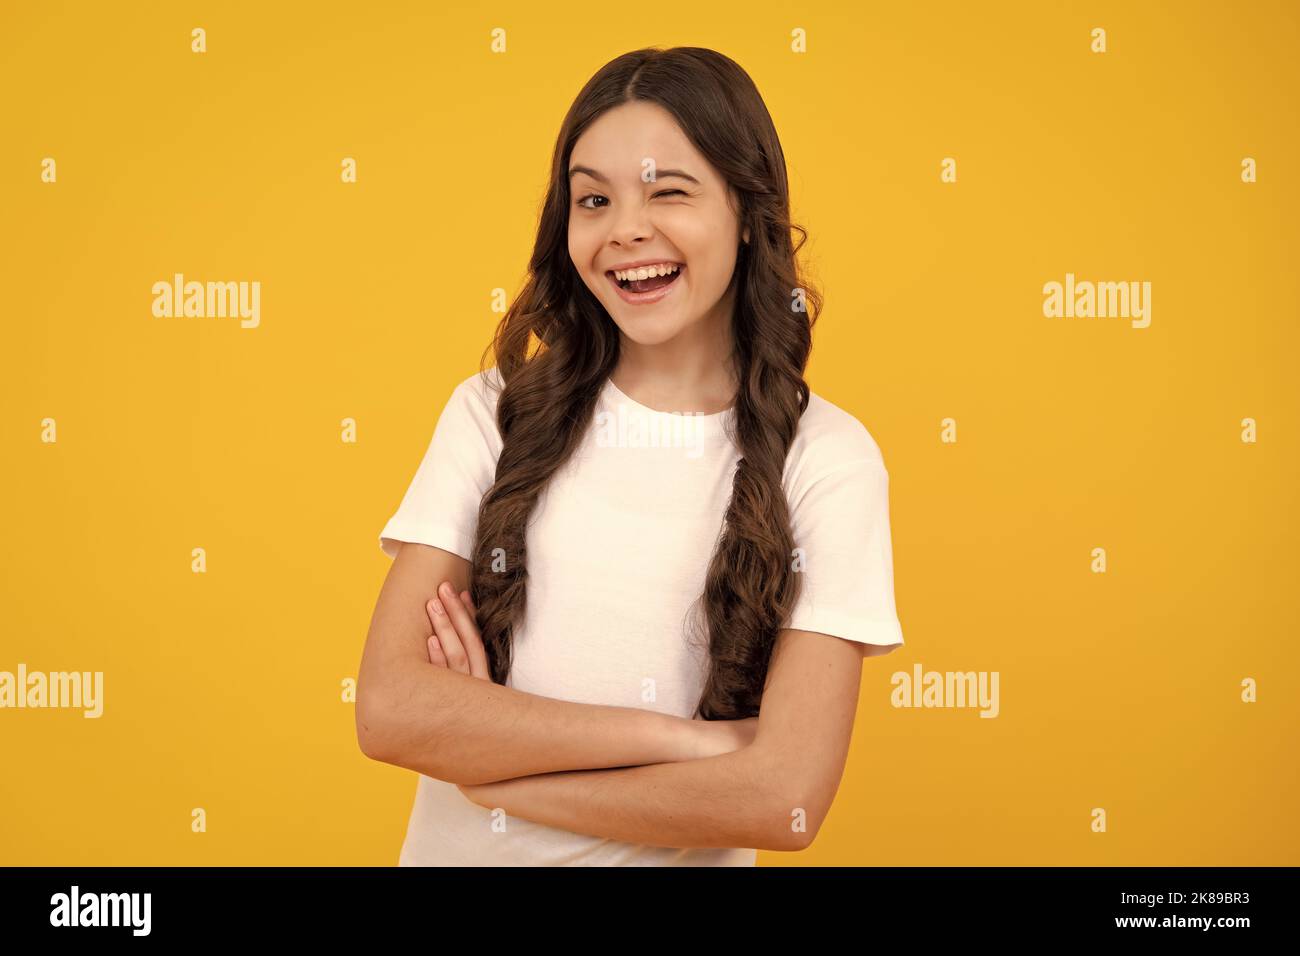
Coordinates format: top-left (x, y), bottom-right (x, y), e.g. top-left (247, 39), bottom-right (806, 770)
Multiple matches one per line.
top-left (466, 46), bottom-right (821, 720)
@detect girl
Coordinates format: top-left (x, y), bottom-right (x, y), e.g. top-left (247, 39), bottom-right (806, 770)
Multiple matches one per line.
top-left (358, 46), bottom-right (905, 866)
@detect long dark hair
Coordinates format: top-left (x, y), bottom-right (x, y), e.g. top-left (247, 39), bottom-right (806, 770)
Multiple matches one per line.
top-left (467, 46), bottom-right (821, 719)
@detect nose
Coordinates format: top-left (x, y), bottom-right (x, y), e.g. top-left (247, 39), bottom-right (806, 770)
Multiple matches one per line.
top-left (607, 200), bottom-right (655, 247)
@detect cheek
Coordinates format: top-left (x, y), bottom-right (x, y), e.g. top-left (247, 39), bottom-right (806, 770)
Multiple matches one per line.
top-left (566, 231), bottom-right (598, 286)
top-left (566, 225), bottom-right (582, 268)
top-left (567, 213), bottom-right (592, 254)
top-left (684, 252), bottom-right (731, 297)
top-left (664, 216), bottom-right (732, 274)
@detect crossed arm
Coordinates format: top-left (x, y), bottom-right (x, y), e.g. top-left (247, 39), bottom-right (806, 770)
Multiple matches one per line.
top-left (357, 542), bottom-right (870, 852)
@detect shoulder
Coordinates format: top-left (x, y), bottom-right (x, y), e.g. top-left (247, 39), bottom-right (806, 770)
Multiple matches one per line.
top-left (785, 387), bottom-right (888, 492)
top-left (444, 365), bottom-right (505, 429)
top-left (451, 365), bottom-right (505, 413)
top-left (438, 366), bottom-right (505, 454)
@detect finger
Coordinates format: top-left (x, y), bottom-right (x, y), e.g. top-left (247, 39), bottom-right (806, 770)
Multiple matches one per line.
top-left (427, 591), bottom-right (471, 675)
top-left (439, 582), bottom-right (492, 682)
top-left (426, 634), bottom-right (449, 668)
top-left (438, 583), bottom-right (489, 681)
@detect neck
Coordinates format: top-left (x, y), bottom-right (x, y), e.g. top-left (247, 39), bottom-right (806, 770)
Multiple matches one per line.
top-left (612, 280), bottom-right (740, 415)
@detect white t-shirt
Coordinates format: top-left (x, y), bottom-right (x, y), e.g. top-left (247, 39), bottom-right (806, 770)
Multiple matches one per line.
top-left (378, 366), bottom-right (905, 866)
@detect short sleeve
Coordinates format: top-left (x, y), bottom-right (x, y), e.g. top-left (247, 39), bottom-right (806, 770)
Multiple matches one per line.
top-left (378, 376), bottom-right (501, 561)
top-left (784, 454), bottom-right (905, 657)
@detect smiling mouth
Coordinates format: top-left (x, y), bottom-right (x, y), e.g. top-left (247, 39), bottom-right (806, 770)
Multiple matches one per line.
top-left (607, 266), bottom-right (684, 293)
top-left (603, 265), bottom-right (685, 305)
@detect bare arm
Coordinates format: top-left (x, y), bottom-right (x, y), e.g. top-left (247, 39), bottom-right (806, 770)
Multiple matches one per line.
top-left (356, 541), bottom-right (720, 785)
top-left (457, 628), bottom-right (870, 851)
top-left (459, 738), bottom-right (797, 851)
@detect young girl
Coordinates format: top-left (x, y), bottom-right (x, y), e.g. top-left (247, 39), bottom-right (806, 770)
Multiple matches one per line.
top-left (358, 46), bottom-right (905, 866)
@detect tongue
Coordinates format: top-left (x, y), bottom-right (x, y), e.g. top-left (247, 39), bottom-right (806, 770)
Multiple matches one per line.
top-left (628, 271), bottom-right (676, 293)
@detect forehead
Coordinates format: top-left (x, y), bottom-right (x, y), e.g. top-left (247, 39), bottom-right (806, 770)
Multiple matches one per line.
top-left (569, 101), bottom-right (712, 181)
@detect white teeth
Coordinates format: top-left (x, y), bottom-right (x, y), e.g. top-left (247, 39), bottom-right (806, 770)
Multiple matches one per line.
top-left (613, 263), bottom-right (680, 281)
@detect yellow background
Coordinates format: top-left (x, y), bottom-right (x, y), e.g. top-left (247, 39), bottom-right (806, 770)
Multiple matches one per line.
top-left (2, 0), bottom-right (1296, 865)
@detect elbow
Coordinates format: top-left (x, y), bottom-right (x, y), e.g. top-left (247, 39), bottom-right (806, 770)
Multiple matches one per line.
top-left (751, 753), bottom-right (829, 852)
top-left (760, 793), bottom-right (823, 852)
top-left (355, 689), bottom-right (398, 764)
top-left (354, 681), bottom-right (467, 783)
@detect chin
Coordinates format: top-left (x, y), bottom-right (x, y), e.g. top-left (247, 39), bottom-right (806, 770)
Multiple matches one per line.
top-left (619, 328), bottom-right (684, 346)
top-left (606, 308), bottom-right (691, 345)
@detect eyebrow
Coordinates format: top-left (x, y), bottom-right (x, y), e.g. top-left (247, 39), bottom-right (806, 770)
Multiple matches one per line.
top-left (568, 165), bottom-right (701, 186)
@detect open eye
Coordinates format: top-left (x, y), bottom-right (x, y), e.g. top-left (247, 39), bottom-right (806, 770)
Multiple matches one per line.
top-left (576, 194), bottom-right (608, 209)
